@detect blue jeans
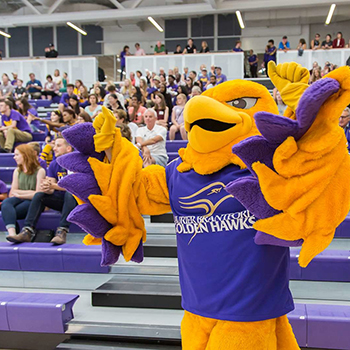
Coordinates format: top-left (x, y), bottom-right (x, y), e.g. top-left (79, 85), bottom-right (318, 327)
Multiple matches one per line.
top-left (1, 197), bottom-right (31, 230)
top-left (24, 191), bottom-right (77, 229)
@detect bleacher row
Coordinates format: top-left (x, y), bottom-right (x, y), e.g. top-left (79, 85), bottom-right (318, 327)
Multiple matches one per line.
top-left (0, 101), bottom-right (350, 349)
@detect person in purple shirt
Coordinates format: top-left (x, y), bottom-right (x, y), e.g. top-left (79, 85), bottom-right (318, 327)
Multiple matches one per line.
top-left (339, 107), bottom-right (350, 153)
top-left (120, 46), bottom-right (131, 81)
top-left (13, 137), bottom-right (77, 245)
top-left (59, 84), bottom-right (75, 113)
top-left (167, 75), bottom-right (178, 95)
top-left (215, 67), bottom-right (227, 85)
top-left (0, 100), bottom-right (32, 153)
top-left (233, 40), bottom-right (243, 52)
top-left (0, 179), bottom-right (8, 208)
top-left (29, 142), bottom-right (47, 170)
top-left (248, 49), bottom-right (259, 78)
top-left (11, 73), bottom-right (18, 86)
top-left (16, 97), bottom-right (41, 133)
top-left (265, 39), bottom-right (277, 77)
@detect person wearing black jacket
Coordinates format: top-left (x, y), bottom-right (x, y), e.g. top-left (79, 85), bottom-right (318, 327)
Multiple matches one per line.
top-left (45, 44), bottom-right (58, 58)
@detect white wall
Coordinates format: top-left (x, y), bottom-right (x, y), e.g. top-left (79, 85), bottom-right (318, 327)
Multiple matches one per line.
top-left (241, 25), bottom-right (310, 54)
top-left (103, 21), bottom-right (165, 56)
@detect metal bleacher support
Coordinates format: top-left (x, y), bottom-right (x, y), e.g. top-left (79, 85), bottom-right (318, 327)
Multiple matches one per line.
top-left (0, 57), bottom-right (98, 89)
top-left (126, 52), bottom-right (244, 81)
top-left (277, 48), bottom-right (350, 70)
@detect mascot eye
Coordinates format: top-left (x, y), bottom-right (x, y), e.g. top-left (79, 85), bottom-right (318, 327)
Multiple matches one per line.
top-left (227, 98), bottom-right (258, 109)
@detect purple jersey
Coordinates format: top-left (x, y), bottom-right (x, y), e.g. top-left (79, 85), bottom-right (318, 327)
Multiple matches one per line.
top-left (166, 158), bottom-right (293, 322)
top-left (1, 110), bottom-right (32, 134)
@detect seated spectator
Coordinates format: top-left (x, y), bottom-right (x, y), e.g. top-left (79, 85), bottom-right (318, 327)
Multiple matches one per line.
top-left (159, 74), bottom-right (166, 84)
top-left (0, 179), bottom-right (8, 208)
top-left (0, 100), bottom-right (32, 153)
top-left (107, 93), bottom-right (124, 112)
top-left (273, 88), bottom-right (286, 116)
top-left (309, 67), bottom-right (322, 84)
top-left (147, 76), bottom-right (161, 99)
top-left (59, 84), bottom-right (75, 113)
top-left (115, 109), bottom-right (138, 143)
top-left (73, 80), bottom-right (84, 97)
top-left (139, 78), bottom-right (149, 104)
top-left (95, 86), bottom-right (106, 104)
top-left (121, 79), bottom-right (133, 105)
top-left (42, 75), bottom-right (58, 100)
top-left (340, 107), bottom-right (350, 153)
top-left (199, 69), bottom-right (209, 90)
top-left (77, 112), bottom-right (93, 123)
top-left (278, 36), bottom-right (290, 52)
top-left (145, 69), bottom-right (152, 85)
top-left (62, 109), bottom-right (77, 127)
top-left (131, 86), bottom-right (145, 105)
top-left (200, 41), bottom-right (210, 53)
top-left (159, 68), bottom-right (166, 77)
top-left (14, 80), bottom-right (27, 99)
top-left (333, 32), bottom-right (345, 49)
top-left (311, 33), bottom-right (321, 50)
top-left (16, 97), bottom-right (41, 133)
top-left (26, 73), bottom-right (42, 99)
top-left (136, 109), bottom-right (168, 167)
top-left (183, 38), bottom-right (197, 54)
top-left (12, 137), bottom-right (77, 244)
top-left (321, 61), bottom-right (332, 76)
top-left (135, 42), bottom-right (146, 56)
top-left (45, 43), bottom-right (58, 58)
top-left (167, 75), bottom-right (178, 95)
top-left (169, 93), bottom-right (187, 141)
top-left (248, 50), bottom-right (258, 78)
top-left (0, 74), bottom-right (14, 97)
top-left (11, 73), bottom-right (18, 86)
top-left (104, 84), bottom-right (125, 109)
top-left (135, 71), bottom-right (143, 87)
top-left (322, 34), bottom-right (333, 49)
top-left (2, 144), bottom-right (46, 241)
top-left (29, 142), bottom-right (47, 170)
top-left (84, 94), bottom-right (102, 119)
top-left (130, 72), bottom-right (136, 86)
top-left (154, 41), bottom-right (166, 55)
top-left (182, 67), bottom-right (189, 81)
top-left (206, 75), bottom-right (217, 90)
top-left (78, 85), bottom-right (89, 106)
top-left (185, 77), bottom-right (193, 94)
top-left (191, 86), bottom-right (202, 97)
top-left (153, 92), bottom-right (169, 129)
top-left (68, 95), bottom-right (83, 116)
top-left (297, 38), bottom-right (307, 56)
top-left (128, 94), bottom-right (146, 125)
top-left (60, 72), bottom-right (68, 92)
top-left (53, 69), bottom-right (62, 89)
top-left (38, 110), bottom-right (65, 166)
top-left (215, 67), bottom-right (227, 84)
top-left (233, 40), bottom-right (243, 52)
top-left (189, 70), bottom-right (197, 82)
top-left (175, 73), bottom-right (182, 86)
top-left (174, 45), bottom-right (182, 54)
top-left (159, 83), bottom-right (173, 114)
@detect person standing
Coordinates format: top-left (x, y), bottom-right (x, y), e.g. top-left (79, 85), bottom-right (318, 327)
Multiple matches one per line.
top-left (233, 41), bottom-right (243, 52)
top-left (45, 43), bottom-right (58, 58)
top-left (154, 41), bottom-right (166, 55)
top-left (248, 49), bottom-right (259, 78)
top-left (120, 46), bottom-right (131, 81)
top-left (265, 40), bottom-right (277, 77)
top-left (183, 38), bottom-right (197, 54)
top-left (135, 43), bottom-right (146, 56)
top-left (333, 32), bottom-right (345, 49)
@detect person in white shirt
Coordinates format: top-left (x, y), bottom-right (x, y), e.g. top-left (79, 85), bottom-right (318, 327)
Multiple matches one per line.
top-left (134, 43), bottom-right (146, 56)
top-left (136, 108), bottom-right (168, 168)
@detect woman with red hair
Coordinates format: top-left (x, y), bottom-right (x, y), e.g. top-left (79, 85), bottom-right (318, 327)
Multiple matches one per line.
top-left (1, 144), bottom-right (45, 240)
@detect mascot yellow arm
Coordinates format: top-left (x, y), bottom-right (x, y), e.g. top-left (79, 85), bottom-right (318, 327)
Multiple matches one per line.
top-left (253, 66), bottom-right (350, 267)
top-left (85, 107), bottom-right (171, 260)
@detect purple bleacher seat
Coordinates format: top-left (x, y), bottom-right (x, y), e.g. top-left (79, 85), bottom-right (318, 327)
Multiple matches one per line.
top-left (287, 304), bottom-right (307, 347)
top-left (335, 215), bottom-right (350, 237)
top-left (0, 291), bottom-right (79, 333)
top-left (0, 167), bottom-right (14, 183)
top-left (0, 242), bottom-right (108, 273)
top-left (18, 243), bottom-right (64, 272)
top-left (62, 244), bottom-right (109, 273)
top-left (32, 132), bottom-right (46, 142)
top-left (0, 211), bottom-right (83, 233)
top-left (52, 95), bottom-right (61, 104)
top-left (168, 152), bottom-right (179, 163)
top-left (289, 249), bottom-right (302, 280)
top-left (30, 100), bottom-right (52, 108)
top-left (307, 304), bottom-right (350, 350)
top-left (166, 140), bottom-right (188, 153)
top-left (0, 243), bottom-right (20, 270)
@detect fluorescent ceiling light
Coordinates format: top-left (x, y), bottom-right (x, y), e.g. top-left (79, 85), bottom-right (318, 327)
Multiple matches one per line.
top-left (67, 22), bottom-right (87, 35)
top-left (148, 17), bottom-right (164, 32)
top-left (236, 11), bottom-right (245, 29)
top-left (325, 4), bottom-right (336, 25)
top-left (0, 30), bottom-right (11, 39)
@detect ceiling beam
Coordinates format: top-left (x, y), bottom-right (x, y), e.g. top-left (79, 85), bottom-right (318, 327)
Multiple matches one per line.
top-left (47, 0), bottom-right (66, 14)
top-left (20, 0), bottom-right (41, 15)
top-left (131, 0), bottom-right (144, 9)
top-left (109, 0), bottom-right (125, 10)
top-left (205, 0), bottom-right (217, 9)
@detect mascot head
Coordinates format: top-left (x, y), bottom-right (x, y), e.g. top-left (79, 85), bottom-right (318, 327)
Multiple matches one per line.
top-left (178, 80), bottom-right (279, 174)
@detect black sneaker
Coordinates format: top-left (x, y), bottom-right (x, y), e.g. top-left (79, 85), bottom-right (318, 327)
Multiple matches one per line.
top-left (6, 227), bottom-right (34, 243)
top-left (0, 148), bottom-right (10, 153)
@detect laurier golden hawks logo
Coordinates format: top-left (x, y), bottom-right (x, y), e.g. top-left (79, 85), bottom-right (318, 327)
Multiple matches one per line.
top-left (175, 182), bottom-right (255, 244)
top-left (179, 182), bottom-right (233, 217)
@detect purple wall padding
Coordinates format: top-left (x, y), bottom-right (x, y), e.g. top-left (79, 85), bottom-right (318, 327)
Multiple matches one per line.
top-left (287, 303), bottom-right (307, 347)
